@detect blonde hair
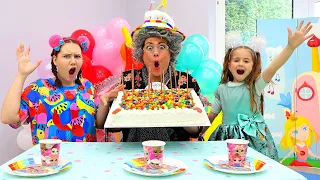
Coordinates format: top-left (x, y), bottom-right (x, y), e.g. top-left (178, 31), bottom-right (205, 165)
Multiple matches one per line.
top-left (280, 113), bottom-right (317, 150)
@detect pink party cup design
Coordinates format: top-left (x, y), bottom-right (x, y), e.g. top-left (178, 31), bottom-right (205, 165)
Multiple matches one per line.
top-left (39, 139), bottom-right (62, 166)
top-left (226, 139), bottom-right (249, 167)
top-left (142, 140), bottom-right (166, 169)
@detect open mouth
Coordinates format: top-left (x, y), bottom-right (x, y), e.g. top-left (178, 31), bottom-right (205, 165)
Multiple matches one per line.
top-left (69, 67), bottom-right (76, 76)
top-left (154, 61), bottom-right (160, 70)
top-left (236, 69), bottom-right (245, 75)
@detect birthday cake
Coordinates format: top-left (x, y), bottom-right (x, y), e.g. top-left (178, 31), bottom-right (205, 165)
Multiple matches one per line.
top-left (106, 88), bottom-right (209, 127)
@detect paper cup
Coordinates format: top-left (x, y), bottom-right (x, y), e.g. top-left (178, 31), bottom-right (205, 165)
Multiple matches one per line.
top-left (226, 139), bottom-right (249, 167)
top-left (142, 140), bottom-right (166, 169)
top-left (39, 139), bottom-right (62, 166)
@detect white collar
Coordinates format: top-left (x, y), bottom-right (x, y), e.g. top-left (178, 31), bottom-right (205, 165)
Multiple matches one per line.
top-left (226, 81), bottom-right (244, 87)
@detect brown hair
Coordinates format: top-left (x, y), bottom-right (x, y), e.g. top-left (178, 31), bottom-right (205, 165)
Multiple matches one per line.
top-left (50, 37), bottom-right (83, 87)
top-left (221, 46), bottom-right (264, 115)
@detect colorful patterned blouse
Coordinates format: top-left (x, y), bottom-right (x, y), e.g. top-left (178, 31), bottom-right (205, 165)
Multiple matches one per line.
top-left (9, 78), bottom-right (98, 145)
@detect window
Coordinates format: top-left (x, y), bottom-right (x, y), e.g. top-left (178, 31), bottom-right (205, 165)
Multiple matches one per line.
top-left (298, 82), bottom-right (315, 101)
top-left (315, 1), bottom-right (320, 17)
top-left (225, 0), bottom-right (293, 43)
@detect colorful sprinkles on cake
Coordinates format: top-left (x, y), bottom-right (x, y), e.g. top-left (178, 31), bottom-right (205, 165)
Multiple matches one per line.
top-left (119, 89), bottom-right (197, 110)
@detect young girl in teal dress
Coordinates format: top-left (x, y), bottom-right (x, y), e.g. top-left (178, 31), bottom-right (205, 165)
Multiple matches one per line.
top-left (207, 20), bottom-right (313, 161)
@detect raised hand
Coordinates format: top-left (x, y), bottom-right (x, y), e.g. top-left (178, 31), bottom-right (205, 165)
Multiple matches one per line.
top-left (99, 84), bottom-right (125, 106)
top-left (16, 43), bottom-right (42, 76)
top-left (287, 20), bottom-right (314, 49)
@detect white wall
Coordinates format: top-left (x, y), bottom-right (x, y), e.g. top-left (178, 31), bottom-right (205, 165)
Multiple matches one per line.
top-left (0, 0), bottom-right (127, 165)
top-left (293, 0), bottom-right (316, 18)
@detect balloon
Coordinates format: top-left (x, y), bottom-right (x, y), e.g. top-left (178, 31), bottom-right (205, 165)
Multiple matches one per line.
top-left (21, 124), bottom-right (30, 129)
top-left (200, 58), bottom-right (223, 74)
top-left (89, 65), bottom-right (113, 84)
top-left (175, 60), bottom-right (192, 74)
top-left (90, 26), bottom-right (108, 44)
top-left (120, 44), bottom-right (127, 63)
top-left (71, 29), bottom-right (96, 59)
top-left (203, 112), bottom-right (223, 141)
top-left (95, 75), bottom-right (121, 96)
top-left (175, 61), bottom-right (185, 72)
top-left (16, 128), bottom-right (32, 150)
top-left (81, 55), bottom-right (92, 80)
top-left (184, 34), bottom-right (210, 57)
top-left (192, 61), bottom-right (221, 95)
top-left (92, 39), bottom-right (123, 75)
top-left (106, 18), bottom-right (131, 47)
top-left (176, 41), bottom-right (204, 71)
top-left (114, 56), bottom-right (126, 76)
top-left (205, 93), bottom-right (216, 104)
top-left (37, 57), bottom-right (53, 78)
top-left (122, 27), bottom-right (132, 48)
top-left (124, 46), bottom-right (144, 71)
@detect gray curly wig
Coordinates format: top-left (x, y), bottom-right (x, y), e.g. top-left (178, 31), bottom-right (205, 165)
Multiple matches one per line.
top-left (132, 28), bottom-right (184, 65)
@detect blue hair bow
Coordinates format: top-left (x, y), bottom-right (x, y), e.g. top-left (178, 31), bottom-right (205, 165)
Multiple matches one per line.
top-left (53, 40), bottom-right (65, 51)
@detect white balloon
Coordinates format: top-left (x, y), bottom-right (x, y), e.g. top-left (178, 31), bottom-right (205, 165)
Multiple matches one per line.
top-left (45, 63), bottom-right (52, 71)
top-left (21, 124), bottom-right (30, 129)
top-left (16, 129), bottom-right (33, 150)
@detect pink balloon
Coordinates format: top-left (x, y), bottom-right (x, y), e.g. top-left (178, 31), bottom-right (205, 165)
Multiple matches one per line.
top-left (106, 17), bottom-right (131, 46)
top-left (90, 26), bottom-right (108, 44)
top-left (92, 39), bottom-right (123, 75)
top-left (37, 57), bottom-right (53, 78)
top-left (112, 55), bottom-right (125, 76)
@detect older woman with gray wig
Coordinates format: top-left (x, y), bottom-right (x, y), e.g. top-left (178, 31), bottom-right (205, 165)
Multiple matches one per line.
top-left (100, 10), bottom-right (208, 142)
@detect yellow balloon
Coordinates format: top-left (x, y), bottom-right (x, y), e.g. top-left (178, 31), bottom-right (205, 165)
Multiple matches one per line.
top-left (121, 27), bottom-right (132, 48)
top-left (203, 112), bottom-right (223, 141)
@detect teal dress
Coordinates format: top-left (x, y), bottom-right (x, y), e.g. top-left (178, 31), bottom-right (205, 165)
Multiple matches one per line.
top-left (208, 76), bottom-right (279, 161)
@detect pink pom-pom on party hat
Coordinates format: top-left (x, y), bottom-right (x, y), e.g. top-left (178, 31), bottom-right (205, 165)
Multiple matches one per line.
top-left (49, 34), bottom-right (65, 51)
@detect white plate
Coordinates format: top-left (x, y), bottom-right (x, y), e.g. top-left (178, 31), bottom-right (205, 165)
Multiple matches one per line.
top-left (5, 157), bottom-right (71, 177)
top-left (123, 157), bottom-right (187, 176)
top-left (204, 155), bottom-right (268, 174)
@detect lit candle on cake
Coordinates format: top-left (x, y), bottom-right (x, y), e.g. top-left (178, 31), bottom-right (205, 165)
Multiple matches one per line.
top-left (307, 35), bottom-right (320, 72)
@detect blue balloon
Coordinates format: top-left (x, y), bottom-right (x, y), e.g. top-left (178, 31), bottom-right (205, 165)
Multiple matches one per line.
top-left (200, 58), bottom-right (222, 74)
top-left (192, 61), bottom-right (222, 95)
top-left (175, 60), bottom-right (185, 72)
top-left (176, 41), bottom-right (204, 71)
top-left (184, 34), bottom-right (210, 57)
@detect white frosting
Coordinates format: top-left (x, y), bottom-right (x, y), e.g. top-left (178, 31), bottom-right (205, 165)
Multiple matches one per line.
top-left (106, 89), bottom-right (209, 127)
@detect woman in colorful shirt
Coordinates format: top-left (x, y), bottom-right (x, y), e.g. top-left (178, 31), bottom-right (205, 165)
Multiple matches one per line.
top-left (1, 35), bottom-right (121, 145)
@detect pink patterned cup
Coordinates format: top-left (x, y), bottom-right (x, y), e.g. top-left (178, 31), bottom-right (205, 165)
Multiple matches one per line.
top-left (226, 139), bottom-right (249, 167)
top-left (142, 140), bottom-right (166, 169)
top-left (39, 139), bottom-right (62, 166)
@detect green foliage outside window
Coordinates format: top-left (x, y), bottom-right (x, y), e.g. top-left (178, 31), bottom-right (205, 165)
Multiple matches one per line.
top-left (226, 0), bottom-right (292, 43)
